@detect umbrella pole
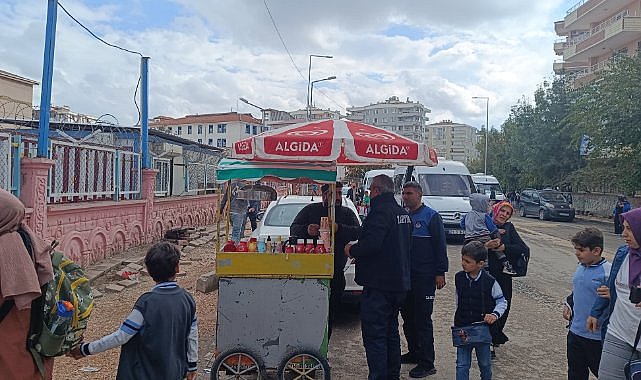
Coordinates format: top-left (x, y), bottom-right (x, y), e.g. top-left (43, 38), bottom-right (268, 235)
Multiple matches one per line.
top-left (404, 165), bottom-right (414, 184)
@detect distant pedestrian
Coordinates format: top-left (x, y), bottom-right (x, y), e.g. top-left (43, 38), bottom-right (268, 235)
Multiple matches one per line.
top-left (219, 180), bottom-right (249, 243)
top-left (345, 175), bottom-right (412, 380)
top-left (563, 228), bottom-right (611, 380)
top-left (453, 241), bottom-right (507, 380)
top-left (399, 181), bottom-right (447, 378)
top-left (70, 242), bottom-right (198, 380)
top-left (346, 183), bottom-right (357, 203)
top-left (613, 195), bottom-right (631, 235)
top-left (0, 189), bottom-right (55, 380)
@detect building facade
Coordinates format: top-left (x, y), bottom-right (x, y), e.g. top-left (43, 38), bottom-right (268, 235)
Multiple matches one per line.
top-left (554, 0), bottom-right (641, 88)
top-left (426, 120), bottom-right (479, 163)
top-left (150, 112), bottom-right (264, 148)
top-left (0, 69), bottom-right (38, 122)
top-left (346, 96), bottom-right (430, 142)
top-left (289, 107), bottom-right (342, 122)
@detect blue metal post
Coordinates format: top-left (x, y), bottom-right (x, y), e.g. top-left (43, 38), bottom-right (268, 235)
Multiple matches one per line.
top-left (141, 57), bottom-right (150, 168)
top-left (38, 0), bottom-right (58, 158)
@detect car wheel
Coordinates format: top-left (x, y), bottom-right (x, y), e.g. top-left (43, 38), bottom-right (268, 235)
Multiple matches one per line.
top-left (539, 209), bottom-right (546, 220)
top-left (519, 207), bottom-right (526, 217)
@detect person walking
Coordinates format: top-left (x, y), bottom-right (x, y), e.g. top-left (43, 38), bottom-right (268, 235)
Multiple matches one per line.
top-left (219, 180), bottom-right (249, 243)
top-left (291, 182), bottom-right (361, 338)
top-left (399, 181), bottom-right (447, 378)
top-left (246, 199), bottom-right (261, 232)
top-left (345, 175), bottom-right (412, 380)
top-left (0, 189), bottom-right (55, 380)
top-left (587, 207), bottom-right (641, 379)
top-left (613, 195), bottom-right (631, 235)
top-left (484, 200), bottom-right (530, 358)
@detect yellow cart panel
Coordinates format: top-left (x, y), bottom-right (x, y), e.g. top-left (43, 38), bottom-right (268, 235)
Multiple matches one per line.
top-left (216, 252), bottom-right (334, 278)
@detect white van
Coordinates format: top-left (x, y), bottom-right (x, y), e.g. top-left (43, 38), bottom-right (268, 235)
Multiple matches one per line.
top-left (362, 169), bottom-right (394, 192)
top-left (472, 174), bottom-right (506, 201)
top-left (394, 159), bottom-right (475, 238)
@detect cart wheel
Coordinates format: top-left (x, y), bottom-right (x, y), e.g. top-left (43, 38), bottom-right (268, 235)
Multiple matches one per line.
top-left (210, 348), bottom-right (267, 380)
top-left (277, 349), bottom-right (330, 380)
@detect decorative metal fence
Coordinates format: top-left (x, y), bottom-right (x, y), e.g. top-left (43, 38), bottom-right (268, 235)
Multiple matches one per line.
top-left (0, 133), bottom-right (11, 191)
top-left (185, 162), bottom-right (216, 192)
top-left (117, 150), bottom-right (141, 200)
top-left (153, 157), bottom-right (171, 197)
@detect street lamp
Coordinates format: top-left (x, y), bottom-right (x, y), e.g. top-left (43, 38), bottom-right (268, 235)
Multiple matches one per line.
top-left (309, 76), bottom-right (336, 120)
top-left (307, 54), bottom-right (333, 120)
top-left (472, 96), bottom-right (489, 175)
top-left (239, 97), bottom-right (267, 132)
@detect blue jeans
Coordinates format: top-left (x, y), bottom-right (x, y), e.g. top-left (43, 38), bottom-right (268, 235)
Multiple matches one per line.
top-left (230, 212), bottom-right (246, 243)
top-left (456, 343), bottom-right (492, 380)
top-left (360, 287), bottom-right (406, 380)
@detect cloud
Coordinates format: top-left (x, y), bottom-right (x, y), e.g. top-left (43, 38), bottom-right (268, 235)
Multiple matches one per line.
top-left (0, 0), bottom-right (568, 129)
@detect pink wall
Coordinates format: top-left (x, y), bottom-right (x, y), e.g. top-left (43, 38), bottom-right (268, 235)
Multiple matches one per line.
top-left (20, 158), bottom-right (217, 266)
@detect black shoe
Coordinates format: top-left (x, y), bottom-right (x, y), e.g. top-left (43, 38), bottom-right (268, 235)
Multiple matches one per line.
top-left (490, 347), bottom-right (497, 360)
top-left (502, 261), bottom-right (517, 276)
top-left (409, 365), bottom-right (437, 378)
top-left (400, 353), bottom-right (418, 364)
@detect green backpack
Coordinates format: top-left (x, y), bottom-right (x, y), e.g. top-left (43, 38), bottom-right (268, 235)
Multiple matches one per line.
top-left (20, 230), bottom-right (94, 378)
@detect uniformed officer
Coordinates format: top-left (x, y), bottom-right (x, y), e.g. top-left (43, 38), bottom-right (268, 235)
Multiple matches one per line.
top-left (400, 181), bottom-right (448, 378)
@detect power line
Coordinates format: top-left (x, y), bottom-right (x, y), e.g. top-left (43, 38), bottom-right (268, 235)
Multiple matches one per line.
top-left (262, 0), bottom-right (344, 113)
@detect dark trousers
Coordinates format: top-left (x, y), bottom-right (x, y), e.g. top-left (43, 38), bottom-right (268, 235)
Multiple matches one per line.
top-left (489, 271), bottom-right (512, 345)
top-left (328, 272), bottom-right (346, 339)
top-left (567, 331), bottom-right (602, 380)
top-left (247, 213), bottom-right (258, 231)
top-left (361, 287), bottom-right (406, 380)
top-left (400, 278), bottom-right (436, 369)
top-left (614, 216), bottom-right (623, 234)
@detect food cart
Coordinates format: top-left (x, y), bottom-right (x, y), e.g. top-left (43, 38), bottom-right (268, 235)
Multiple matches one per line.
top-left (210, 120), bottom-right (437, 380)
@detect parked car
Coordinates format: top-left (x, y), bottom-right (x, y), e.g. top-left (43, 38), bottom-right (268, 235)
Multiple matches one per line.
top-left (518, 188), bottom-right (575, 222)
top-left (251, 194), bottom-right (362, 301)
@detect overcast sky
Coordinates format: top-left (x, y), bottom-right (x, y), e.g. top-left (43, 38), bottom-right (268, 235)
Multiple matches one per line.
top-left (0, 0), bottom-right (576, 129)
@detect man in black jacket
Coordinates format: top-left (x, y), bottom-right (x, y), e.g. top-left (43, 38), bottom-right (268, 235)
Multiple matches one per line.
top-left (345, 175), bottom-right (412, 380)
top-left (399, 181), bottom-right (447, 378)
top-left (290, 182), bottom-right (361, 337)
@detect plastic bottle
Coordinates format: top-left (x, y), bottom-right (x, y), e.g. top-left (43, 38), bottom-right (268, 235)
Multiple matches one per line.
top-left (284, 241), bottom-right (294, 253)
top-left (274, 236), bottom-right (283, 254)
top-left (50, 300), bottom-right (74, 335)
top-left (315, 239), bottom-right (327, 253)
top-left (265, 236), bottom-right (273, 254)
top-left (257, 238), bottom-right (266, 253)
top-left (237, 239), bottom-right (249, 252)
top-left (305, 239), bottom-right (315, 253)
top-left (222, 240), bottom-right (237, 252)
top-left (296, 239), bottom-right (305, 254)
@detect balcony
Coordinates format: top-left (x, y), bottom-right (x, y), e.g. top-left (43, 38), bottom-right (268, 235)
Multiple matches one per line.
top-left (555, 20), bottom-right (567, 35)
top-left (563, 16), bottom-right (641, 61)
top-left (564, 0), bottom-right (630, 30)
top-left (553, 60), bottom-right (589, 74)
top-left (554, 40), bottom-right (567, 55)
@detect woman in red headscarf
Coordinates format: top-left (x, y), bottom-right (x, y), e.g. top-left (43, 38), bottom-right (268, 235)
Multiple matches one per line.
top-left (484, 200), bottom-right (530, 358)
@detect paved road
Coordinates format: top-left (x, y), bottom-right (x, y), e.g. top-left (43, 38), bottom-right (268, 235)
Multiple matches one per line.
top-left (328, 215), bottom-right (617, 379)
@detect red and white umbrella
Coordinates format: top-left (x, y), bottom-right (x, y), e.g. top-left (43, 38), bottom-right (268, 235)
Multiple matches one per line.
top-left (232, 119), bottom-right (438, 166)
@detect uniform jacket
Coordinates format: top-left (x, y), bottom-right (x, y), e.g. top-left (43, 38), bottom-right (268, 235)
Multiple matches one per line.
top-left (408, 204), bottom-right (448, 279)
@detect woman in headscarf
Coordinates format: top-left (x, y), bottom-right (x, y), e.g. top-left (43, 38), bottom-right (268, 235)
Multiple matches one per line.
top-left (588, 207), bottom-right (641, 379)
top-left (484, 200), bottom-right (530, 359)
top-left (0, 189), bottom-right (55, 379)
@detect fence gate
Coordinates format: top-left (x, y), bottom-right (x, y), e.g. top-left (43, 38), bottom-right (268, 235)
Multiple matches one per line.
top-left (0, 133), bottom-right (10, 191)
top-left (153, 157), bottom-right (171, 197)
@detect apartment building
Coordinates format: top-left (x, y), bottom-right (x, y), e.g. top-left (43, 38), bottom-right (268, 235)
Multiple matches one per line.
top-left (149, 112), bottom-right (264, 148)
top-left (0, 69), bottom-right (38, 122)
top-left (346, 96), bottom-right (430, 142)
top-left (32, 105), bottom-right (97, 124)
top-left (289, 107), bottom-right (342, 122)
top-left (426, 120), bottom-right (480, 163)
top-left (554, 0), bottom-right (641, 88)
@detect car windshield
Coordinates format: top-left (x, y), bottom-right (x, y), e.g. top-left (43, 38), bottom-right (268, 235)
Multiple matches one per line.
top-left (540, 191), bottom-right (567, 202)
top-left (418, 174), bottom-right (472, 197)
top-left (476, 183), bottom-right (503, 196)
top-left (263, 203), bottom-right (308, 227)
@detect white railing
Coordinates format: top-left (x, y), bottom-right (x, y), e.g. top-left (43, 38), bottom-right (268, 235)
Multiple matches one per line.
top-left (0, 133), bottom-right (10, 191)
top-left (567, 0), bottom-right (588, 15)
top-left (117, 150), bottom-right (141, 199)
top-left (153, 157), bottom-right (171, 197)
top-left (591, 10), bottom-right (629, 34)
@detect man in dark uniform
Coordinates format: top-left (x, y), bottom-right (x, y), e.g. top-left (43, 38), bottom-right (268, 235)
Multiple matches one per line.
top-left (399, 181), bottom-right (448, 378)
top-left (290, 182), bottom-right (361, 337)
top-left (345, 175), bottom-right (412, 380)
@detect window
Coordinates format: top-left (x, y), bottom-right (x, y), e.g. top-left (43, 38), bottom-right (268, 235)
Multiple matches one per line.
top-left (217, 124), bottom-right (227, 133)
top-left (217, 138), bottom-right (227, 147)
top-left (252, 125), bottom-right (257, 135)
top-left (261, 126), bottom-right (269, 133)
top-left (245, 124), bottom-right (251, 134)
top-left (208, 124), bottom-right (214, 134)
top-left (197, 138), bottom-right (202, 143)
top-left (187, 125), bottom-right (192, 134)
top-left (198, 125), bottom-right (203, 134)
top-left (177, 126), bottom-right (182, 135)
top-left (208, 138), bottom-right (213, 145)
top-left (168, 127), bottom-right (172, 134)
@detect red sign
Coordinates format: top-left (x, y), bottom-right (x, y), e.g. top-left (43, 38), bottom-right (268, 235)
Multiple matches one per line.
top-left (234, 138), bottom-right (253, 155)
top-left (262, 120), bottom-right (335, 157)
top-left (347, 122), bottom-right (418, 160)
